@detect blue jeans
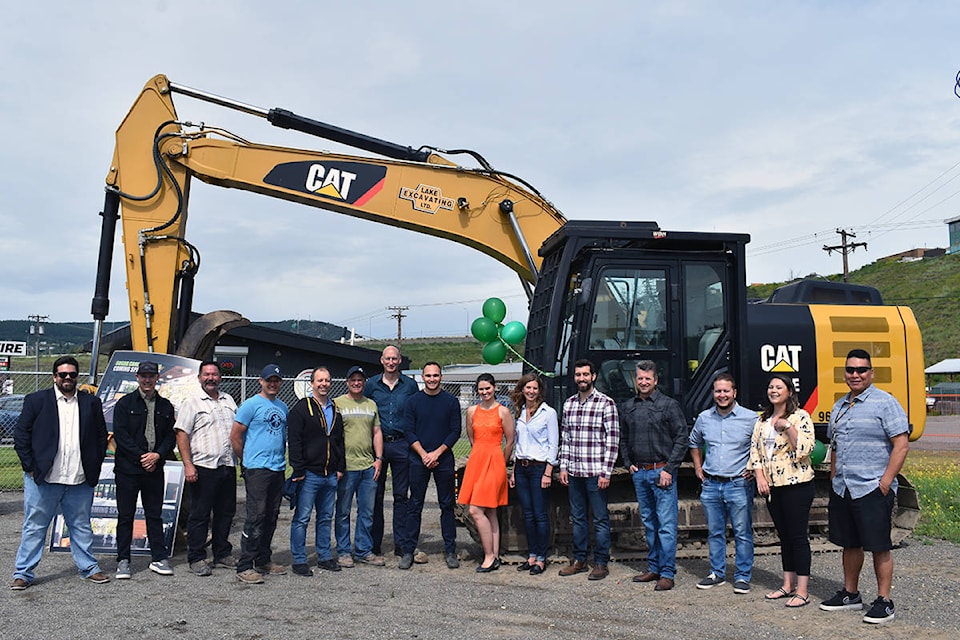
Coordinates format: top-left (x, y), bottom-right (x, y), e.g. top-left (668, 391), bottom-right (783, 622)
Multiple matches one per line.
top-left (567, 475), bottom-right (610, 565)
top-left (336, 466), bottom-right (377, 558)
top-left (514, 462), bottom-right (551, 561)
top-left (290, 470), bottom-right (338, 564)
top-left (632, 468), bottom-right (678, 579)
top-left (14, 474), bottom-right (101, 583)
top-left (700, 476), bottom-right (754, 582)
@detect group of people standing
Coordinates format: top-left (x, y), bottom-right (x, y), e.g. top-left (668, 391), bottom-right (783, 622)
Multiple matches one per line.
top-left (9, 347), bottom-right (910, 625)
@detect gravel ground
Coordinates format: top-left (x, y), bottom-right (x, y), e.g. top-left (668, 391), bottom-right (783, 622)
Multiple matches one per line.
top-left (0, 487), bottom-right (957, 640)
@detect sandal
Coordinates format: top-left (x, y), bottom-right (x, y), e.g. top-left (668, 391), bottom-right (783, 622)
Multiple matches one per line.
top-left (785, 594), bottom-right (810, 608)
top-left (765, 587), bottom-right (795, 600)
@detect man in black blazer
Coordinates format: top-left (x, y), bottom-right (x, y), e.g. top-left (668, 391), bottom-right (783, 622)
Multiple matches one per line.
top-left (112, 361), bottom-right (177, 579)
top-left (11, 356), bottom-right (109, 590)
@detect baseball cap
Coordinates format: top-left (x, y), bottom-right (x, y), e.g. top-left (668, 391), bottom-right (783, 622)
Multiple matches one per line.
top-left (260, 364), bottom-right (282, 380)
top-left (345, 365), bottom-right (367, 379)
top-left (137, 362), bottom-right (160, 375)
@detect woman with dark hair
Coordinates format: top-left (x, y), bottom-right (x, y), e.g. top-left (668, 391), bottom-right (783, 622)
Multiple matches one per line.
top-left (457, 373), bottom-right (515, 572)
top-left (750, 373), bottom-right (816, 608)
top-left (507, 373), bottom-right (559, 575)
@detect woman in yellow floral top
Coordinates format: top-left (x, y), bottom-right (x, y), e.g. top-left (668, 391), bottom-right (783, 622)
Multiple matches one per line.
top-left (749, 373), bottom-right (815, 608)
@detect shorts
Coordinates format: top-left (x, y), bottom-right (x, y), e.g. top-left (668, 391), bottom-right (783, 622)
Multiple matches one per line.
top-left (827, 487), bottom-right (895, 552)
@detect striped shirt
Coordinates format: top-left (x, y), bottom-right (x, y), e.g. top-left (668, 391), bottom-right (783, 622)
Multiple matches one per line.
top-left (559, 389), bottom-right (620, 479)
top-left (174, 390), bottom-right (238, 469)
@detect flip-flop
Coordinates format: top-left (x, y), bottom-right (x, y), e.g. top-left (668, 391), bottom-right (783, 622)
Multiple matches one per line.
top-left (785, 594), bottom-right (810, 608)
top-left (765, 587), bottom-right (795, 600)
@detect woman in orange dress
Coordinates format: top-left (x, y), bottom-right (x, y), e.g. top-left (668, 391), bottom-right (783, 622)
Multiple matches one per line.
top-left (457, 373), bottom-right (515, 572)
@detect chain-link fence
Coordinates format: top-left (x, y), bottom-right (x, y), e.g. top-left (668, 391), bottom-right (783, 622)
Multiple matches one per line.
top-left (0, 371), bottom-right (517, 490)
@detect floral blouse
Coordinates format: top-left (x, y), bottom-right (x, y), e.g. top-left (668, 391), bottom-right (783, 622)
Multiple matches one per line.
top-left (748, 409), bottom-right (815, 487)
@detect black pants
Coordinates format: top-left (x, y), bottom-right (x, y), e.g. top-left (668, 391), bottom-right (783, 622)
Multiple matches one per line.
top-left (405, 454), bottom-right (456, 556)
top-left (186, 465), bottom-right (237, 563)
top-left (372, 438), bottom-right (410, 556)
top-left (767, 480), bottom-right (815, 575)
top-left (237, 468), bottom-right (284, 572)
top-left (115, 468), bottom-right (168, 562)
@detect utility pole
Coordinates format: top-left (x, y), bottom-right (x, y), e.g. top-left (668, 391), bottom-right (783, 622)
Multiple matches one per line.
top-left (387, 306), bottom-right (409, 347)
top-left (28, 314), bottom-right (48, 390)
top-left (823, 229), bottom-right (867, 282)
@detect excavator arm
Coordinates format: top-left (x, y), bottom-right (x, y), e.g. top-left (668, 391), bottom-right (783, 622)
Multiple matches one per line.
top-left (92, 74), bottom-right (566, 358)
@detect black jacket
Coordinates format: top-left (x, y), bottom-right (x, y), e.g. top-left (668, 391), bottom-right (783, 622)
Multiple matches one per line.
top-left (14, 388), bottom-right (107, 487)
top-left (288, 396), bottom-right (345, 478)
top-left (112, 390), bottom-right (177, 475)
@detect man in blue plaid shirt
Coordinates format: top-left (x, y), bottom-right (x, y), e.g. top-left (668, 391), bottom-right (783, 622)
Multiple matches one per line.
top-left (558, 359), bottom-right (619, 581)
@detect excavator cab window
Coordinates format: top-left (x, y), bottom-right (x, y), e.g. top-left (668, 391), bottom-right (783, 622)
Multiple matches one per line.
top-left (588, 268), bottom-right (668, 351)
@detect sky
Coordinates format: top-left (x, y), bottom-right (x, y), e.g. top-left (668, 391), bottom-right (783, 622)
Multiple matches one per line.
top-left (2, 2), bottom-right (960, 341)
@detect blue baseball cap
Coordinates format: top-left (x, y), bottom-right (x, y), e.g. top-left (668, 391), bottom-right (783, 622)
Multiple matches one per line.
top-left (260, 364), bottom-right (282, 380)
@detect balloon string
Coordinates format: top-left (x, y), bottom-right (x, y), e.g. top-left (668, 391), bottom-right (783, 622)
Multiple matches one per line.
top-left (500, 338), bottom-right (557, 378)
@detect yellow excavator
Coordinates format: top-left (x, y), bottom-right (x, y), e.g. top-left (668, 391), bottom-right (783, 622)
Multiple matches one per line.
top-left (89, 75), bottom-right (923, 554)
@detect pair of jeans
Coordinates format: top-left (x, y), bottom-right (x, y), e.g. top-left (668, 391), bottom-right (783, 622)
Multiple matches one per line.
top-left (372, 438), bottom-right (410, 556)
top-left (115, 468), bottom-right (168, 562)
top-left (514, 461), bottom-right (551, 561)
top-left (237, 468), bottom-right (284, 572)
top-left (700, 476), bottom-right (754, 582)
top-left (336, 466), bottom-right (377, 558)
top-left (632, 467), bottom-right (678, 579)
top-left (14, 474), bottom-right (101, 582)
top-left (406, 453), bottom-right (457, 555)
top-left (186, 465), bottom-right (237, 563)
top-left (567, 475), bottom-right (610, 565)
top-left (290, 470), bottom-right (338, 564)
top-left (767, 480), bottom-right (814, 575)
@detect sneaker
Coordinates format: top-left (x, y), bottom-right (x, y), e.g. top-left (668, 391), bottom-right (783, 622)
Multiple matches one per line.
top-left (819, 589), bottom-right (863, 611)
top-left (413, 550), bottom-right (429, 564)
top-left (398, 553), bottom-right (414, 570)
top-left (85, 572), bottom-right (110, 584)
top-left (292, 563), bottom-right (313, 577)
top-left (237, 569), bottom-right (264, 584)
top-left (696, 572), bottom-right (726, 589)
top-left (357, 554), bottom-right (386, 566)
top-left (337, 555), bottom-right (355, 569)
top-left (256, 562), bottom-right (287, 575)
top-left (213, 556), bottom-right (237, 569)
top-left (116, 559), bottom-right (132, 580)
top-left (863, 597), bottom-right (895, 624)
top-left (190, 560), bottom-right (212, 577)
top-left (317, 559), bottom-right (341, 572)
top-left (149, 559), bottom-right (174, 576)
top-left (733, 580), bottom-right (751, 594)
top-left (445, 553), bottom-right (460, 569)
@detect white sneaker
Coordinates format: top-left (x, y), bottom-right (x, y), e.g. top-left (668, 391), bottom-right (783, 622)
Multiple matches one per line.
top-left (149, 559), bottom-right (174, 575)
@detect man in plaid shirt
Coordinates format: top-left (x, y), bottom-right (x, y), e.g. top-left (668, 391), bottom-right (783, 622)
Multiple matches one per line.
top-left (558, 359), bottom-right (619, 581)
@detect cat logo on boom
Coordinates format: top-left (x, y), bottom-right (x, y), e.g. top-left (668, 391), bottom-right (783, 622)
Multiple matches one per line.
top-left (262, 161), bottom-right (387, 206)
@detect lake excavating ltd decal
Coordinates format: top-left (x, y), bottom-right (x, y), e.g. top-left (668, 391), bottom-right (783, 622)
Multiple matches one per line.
top-left (399, 184), bottom-right (455, 214)
top-left (263, 161), bottom-right (387, 206)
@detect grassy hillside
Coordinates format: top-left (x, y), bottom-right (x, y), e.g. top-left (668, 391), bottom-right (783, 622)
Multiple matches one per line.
top-left (748, 252), bottom-right (960, 367)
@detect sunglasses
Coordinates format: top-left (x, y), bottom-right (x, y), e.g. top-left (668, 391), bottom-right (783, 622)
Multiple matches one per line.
top-left (56, 371), bottom-right (79, 379)
top-left (844, 366), bottom-right (872, 374)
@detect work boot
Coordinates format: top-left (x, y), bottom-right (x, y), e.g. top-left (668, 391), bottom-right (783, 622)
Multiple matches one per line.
top-left (558, 560), bottom-right (588, 576)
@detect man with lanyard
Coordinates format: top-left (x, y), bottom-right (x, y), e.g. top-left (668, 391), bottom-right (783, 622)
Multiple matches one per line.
top-left (620, 360), bottom-right (688, 591)
top-left (288, 366), bottom-right (345, 576)
top-left (688, 373), bottom-right (757, 594)
top-left (175, 360), bottom-right (240, 576)
top-left (558, 358), bottom-right (619, 581)
top-left (364, 346), bottom-right (419, 561)
top-left (820, 349), bottom-right (909, 624)
top-left (230, 364), bottom-right (289, 584)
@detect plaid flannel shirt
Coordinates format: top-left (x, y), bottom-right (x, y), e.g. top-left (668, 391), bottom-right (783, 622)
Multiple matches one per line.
top-left (559, 389), bottom-right (620, 479)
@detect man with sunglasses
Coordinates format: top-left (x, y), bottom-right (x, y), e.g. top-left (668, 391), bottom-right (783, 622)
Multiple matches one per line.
top-left (11, 356), bottom-right (109, 590)
top-left (821, 349), bottom-right (909, 624)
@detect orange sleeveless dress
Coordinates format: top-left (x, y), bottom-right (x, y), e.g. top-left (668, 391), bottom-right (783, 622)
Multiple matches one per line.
top-left (457, 404), bottom-right (508, 508)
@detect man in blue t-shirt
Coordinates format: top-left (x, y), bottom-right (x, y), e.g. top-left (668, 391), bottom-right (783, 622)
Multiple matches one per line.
top-left (230, 364), bottom-right (289, 584)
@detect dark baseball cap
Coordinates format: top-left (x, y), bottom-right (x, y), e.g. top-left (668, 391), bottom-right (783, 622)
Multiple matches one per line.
top-left (345, 365), bottom-right (366, 379)
top-left (137, 362), bottom-right (160, 375)
top-left (260, 364), bottom-right (282, 380)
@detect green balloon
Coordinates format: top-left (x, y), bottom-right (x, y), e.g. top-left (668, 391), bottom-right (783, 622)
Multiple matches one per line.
top-left (482, 297), bottom-right (507, 323)
top-left (482, 340), bottom-right (507, 365)
top-left (471, 317), bottom-right (498, 343)
top-left (810, 439), bottom-right (827, 466)
top-left (500, 321), bottom-right (527, 345)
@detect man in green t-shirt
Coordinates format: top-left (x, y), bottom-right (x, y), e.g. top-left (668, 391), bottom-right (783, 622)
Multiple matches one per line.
top-left (334, 366), bottom-right (384, 567)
